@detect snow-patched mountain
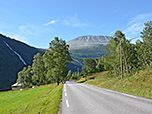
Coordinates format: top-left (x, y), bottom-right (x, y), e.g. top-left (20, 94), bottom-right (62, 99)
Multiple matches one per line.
top-left (68, 35), bottom-right (111, 49)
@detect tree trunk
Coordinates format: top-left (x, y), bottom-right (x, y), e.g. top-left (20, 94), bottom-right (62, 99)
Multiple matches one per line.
top-left (57, 79), bottom-right (60, 85)
top-left (120, 41), bottom-right (123, 79)
top-left (122, 46), bottom-right (129, 74)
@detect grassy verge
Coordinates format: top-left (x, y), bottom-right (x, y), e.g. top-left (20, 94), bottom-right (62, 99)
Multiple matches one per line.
top-left (0, 84), bottom-right (63, 114)
top-left (79, 68), bottom-right (152, 99)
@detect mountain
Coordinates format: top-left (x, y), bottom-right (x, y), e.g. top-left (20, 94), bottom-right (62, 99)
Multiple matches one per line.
top-left (0, 34), bottom-right (110, 91)
top-left (0, 34), bottom-right (45, 91)
top-left (68, 35), bottom-right (111, 49)
top-left (68, 35), bottom-right (111, 72)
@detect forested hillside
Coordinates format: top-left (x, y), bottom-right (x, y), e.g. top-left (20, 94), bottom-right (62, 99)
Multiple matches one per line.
top-left (68, 35), bottom-right (111, 72)
top-left (77, 21), bottom-right (152, 85)
top-left (0, 34), bottom-right (109, 90)
top-left (0, 34), bottom-right (45, 90)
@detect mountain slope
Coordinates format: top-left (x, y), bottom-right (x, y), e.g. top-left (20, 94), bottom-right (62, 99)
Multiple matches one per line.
top-left (68, 35), bottom-right (111, 72)
top-left (68, 35), bottom-right (111, 49)
top-left (0, 34), bottom-right (110, 90)
top-left (0, 34), bottom-right (44, 91)
top-left (81, 67), bottom-right (152, 99)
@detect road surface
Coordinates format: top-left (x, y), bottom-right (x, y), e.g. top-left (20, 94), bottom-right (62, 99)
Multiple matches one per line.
top-left (62, 81), bottom-right (152, 114)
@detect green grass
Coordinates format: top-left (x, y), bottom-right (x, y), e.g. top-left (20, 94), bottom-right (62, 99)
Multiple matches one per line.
top-left (0, 84), bottom-right (63, 114)
top-left (80, 68), bottom-right (152, 99)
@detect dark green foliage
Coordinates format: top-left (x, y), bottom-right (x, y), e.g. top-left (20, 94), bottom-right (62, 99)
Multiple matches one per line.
top-left (17, 66), bottom-right (32, 87)
top-left (68, 45), bottom-right (106, 72)
top-left (0, 34), bottom-right (44, 91)
top-left (70, 45), bottom-right (105, 58)
top-left (17, 37), bottom-right (72, 86)
top-left (140, 21), bottom-right (152, 66)
top-left (99, 21), bottom-right (152, 78)
top-left (43, 37), bottom-right (72, 85)
top-left (32, 53), bottom-right (46, 85)
top-left (70, 72), bottom-right (78, 80)
top-left (66, 70), bottom-right (72, 81)
top-left (81, 58), bottom-right (97, 75)
top-left (95, 58), bottom-right (104, 72)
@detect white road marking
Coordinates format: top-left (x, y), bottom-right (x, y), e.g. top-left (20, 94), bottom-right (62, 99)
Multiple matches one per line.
top-left (66, 99), bottom-right (69, 107)
top-left (65, 93), bottom-right (67, 96)
top-left (121, 93), bottom-right (137, 98)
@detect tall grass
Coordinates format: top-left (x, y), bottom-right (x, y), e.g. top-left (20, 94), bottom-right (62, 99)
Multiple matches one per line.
top-left (83, 68), bottom-right (152, 99)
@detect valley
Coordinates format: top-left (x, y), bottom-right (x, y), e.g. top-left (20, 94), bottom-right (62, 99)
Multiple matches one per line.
top-left (0, 34), bottom-right (110, 91)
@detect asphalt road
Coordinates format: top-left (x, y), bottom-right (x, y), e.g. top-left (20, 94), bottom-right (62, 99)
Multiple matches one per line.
top-left (62, 81), bottom-right (152, 114)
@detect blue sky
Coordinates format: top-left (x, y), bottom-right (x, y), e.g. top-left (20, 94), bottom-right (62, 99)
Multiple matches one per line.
top-left (0, 0), bottom-right (152, 48)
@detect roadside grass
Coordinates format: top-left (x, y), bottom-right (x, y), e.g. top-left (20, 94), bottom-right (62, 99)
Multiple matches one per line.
top-left (80, 68), bottom-right (152, 99)
top-left (0, 84), bottom-right (63, 114)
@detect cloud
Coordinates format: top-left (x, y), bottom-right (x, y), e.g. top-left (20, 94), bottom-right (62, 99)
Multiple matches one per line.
top-left (124, 13), bottom-right (152, 41)
top-left (43, 20), bottom-right (56, 26)
top-left (62, 14), bottom-right (88, 27)
top-left (7, 24), bottom-right (39, 43)
top-left (128, 13), bottom-right (152, 24)
top-left (125, 23), bottom-right (144, 35)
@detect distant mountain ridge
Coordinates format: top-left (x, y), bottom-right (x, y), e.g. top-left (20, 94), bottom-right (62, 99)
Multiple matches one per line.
top-left (68, 35), bottom-right (111, 49)
top-left (68, 35), bottom-right (111, 72)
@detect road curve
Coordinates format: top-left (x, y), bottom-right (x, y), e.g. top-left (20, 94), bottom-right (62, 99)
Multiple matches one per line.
top-left (62, 81), bottom-right (152, 114)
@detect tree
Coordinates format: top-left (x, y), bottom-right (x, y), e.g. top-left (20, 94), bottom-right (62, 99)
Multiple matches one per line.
top-left (103, 30), bottom-right (135, 77)
top-left (17, 66), bottom-right (32, 87)
top-left (17, 67), bottom-right (27, 87)
top-left (141, 21), bottom-right (152, 66)
top-left (66, 70), bottom-right (72, 81)
top-left (32, 53), bottom-right (46, 86)
top-left (44, 37), bottom-right (72, 85)
top-left (82, 58), bottom-right (97, 74)
top-left (95, 58), bottom-right (104, 72)
top-left (70, 72), bottom-right (78, 80)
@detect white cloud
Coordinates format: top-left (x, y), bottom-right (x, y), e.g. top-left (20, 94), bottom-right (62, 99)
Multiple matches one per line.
top-left (62, 14), bottom-right (88, 27)
top-left (7, 24), bottom-right (39, 43)
top-left (124, 13), bottom-right (152, 41)
top-left (43, 20), bottom-right (56, 26)
top-left (125, 23), bottom-right (144, 35)
top-left (128, 13), bottom-right (152, 25)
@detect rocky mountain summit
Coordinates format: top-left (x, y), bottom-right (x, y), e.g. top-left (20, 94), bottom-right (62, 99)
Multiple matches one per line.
top-left (68, 35), bottom-right (111, 49)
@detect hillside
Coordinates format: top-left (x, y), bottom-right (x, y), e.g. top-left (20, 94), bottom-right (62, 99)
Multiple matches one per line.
top-left (0, 34), bottom-right (110, 90)
top-left (0, 84), bottom-right (62, 114)
top-left (79, 67), bottom-right (152, 99)
top-left (0, 34), bottom-right (45, 91)
top-left (68, 35), bottom-right (111, 72)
